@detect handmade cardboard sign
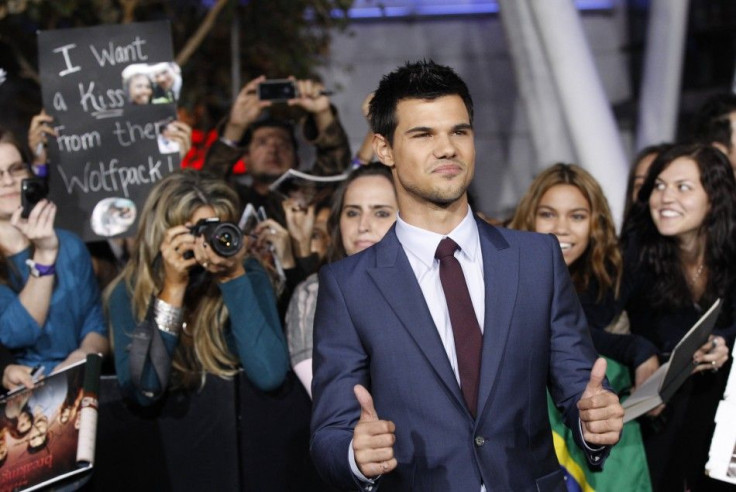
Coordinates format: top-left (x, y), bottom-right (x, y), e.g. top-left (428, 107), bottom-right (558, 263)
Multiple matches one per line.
top-left (38, 21), bottom-right (181, 240)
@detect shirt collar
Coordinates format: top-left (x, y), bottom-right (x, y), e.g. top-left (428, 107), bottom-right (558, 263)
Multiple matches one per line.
top-left (395, 206), bottom-right (480, 269)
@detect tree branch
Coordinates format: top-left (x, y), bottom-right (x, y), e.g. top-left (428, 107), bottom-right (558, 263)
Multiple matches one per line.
top-left (175, 0), bottom-right (229, 68)
top-left (16, 50), bottom-right (40, 84)
top-left (119, 0), bottom-right (140, 24)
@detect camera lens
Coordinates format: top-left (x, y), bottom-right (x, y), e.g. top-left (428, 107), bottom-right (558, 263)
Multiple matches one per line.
top-left (217, 232), bottom-right (233, 247)
top-left (209, 224), bottom-right (242, 257)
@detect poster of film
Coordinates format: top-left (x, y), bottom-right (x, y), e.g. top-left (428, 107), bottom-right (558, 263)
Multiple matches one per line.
top-left (0, 356), bottom-right (101, 492)
top-left (38, 21), bottom-right (181, 241)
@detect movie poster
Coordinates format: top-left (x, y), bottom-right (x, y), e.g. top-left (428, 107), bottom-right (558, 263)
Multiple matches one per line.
top-left (0, 359), bottom-right (96, 492)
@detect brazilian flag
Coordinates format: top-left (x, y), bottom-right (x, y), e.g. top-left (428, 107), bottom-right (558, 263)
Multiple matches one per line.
top-left (548, 357), bottom-right (652, 492)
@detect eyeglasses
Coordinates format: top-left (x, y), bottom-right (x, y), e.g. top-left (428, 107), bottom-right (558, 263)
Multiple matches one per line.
top-left (0, 162), bottom-right (29, 180)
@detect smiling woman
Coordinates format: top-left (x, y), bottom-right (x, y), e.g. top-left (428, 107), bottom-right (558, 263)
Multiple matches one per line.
top-left (648, 156), bottom-right (710, 246)
top-left (510, 163), bottom-right (659, 371)
top-left (533, 183), bottom-right (591, 266)
top-left (286, 163), bottom-right (397, 396)
top-left (614, 143), bottom-right (736, 490)
top-left (510, 163), bottom-right (620, 296)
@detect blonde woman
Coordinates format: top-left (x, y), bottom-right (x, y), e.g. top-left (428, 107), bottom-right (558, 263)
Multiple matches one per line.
top-left (106, 170), bottom-right (288, 405)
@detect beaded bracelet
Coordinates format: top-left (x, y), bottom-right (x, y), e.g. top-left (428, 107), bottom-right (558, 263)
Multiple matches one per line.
top-left (32, 163), bottom-right (48, 178)
top-left (153, 298), bottom-right (184, 336)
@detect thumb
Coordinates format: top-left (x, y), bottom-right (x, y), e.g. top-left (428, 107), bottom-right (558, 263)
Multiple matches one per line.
top-left (354, 384), bottom-right (378, 422)
top-left (583, 357), bottom-right (607, 396)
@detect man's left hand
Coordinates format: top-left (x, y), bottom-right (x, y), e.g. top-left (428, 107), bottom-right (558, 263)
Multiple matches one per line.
top-left (577, 357), bottom-right (624, 446)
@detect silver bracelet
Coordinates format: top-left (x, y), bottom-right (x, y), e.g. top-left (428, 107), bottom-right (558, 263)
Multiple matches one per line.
top-left (153, 298), bottom-right (184, 336)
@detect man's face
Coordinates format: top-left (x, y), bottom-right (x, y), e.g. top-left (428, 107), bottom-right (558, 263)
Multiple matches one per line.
top-left (375, 95), bottom-right (475, 209)
top-left (246, 126), bottom-right (296, 182)
top-left (155, 67), bottom-right (174, 91)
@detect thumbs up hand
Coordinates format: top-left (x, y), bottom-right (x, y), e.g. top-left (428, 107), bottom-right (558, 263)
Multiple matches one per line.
top-left (353, 384), bottom-right (398, 478)
top-left (576, 358), bottom-right (624, 446)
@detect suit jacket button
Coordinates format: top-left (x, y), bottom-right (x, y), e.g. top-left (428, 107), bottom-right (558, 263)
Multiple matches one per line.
top-left (474, 436), bottom-right (485, 447)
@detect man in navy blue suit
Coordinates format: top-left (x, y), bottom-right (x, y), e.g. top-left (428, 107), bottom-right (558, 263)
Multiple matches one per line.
top-left (310, 60), bottom-right (624, 491)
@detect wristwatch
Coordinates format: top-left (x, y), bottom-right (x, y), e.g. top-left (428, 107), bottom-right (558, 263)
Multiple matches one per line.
top-left (25, 259), bottom-right (56, 277)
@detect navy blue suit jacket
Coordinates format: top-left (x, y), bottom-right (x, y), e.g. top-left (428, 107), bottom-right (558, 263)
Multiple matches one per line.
top-left (311, 217), bottom-right (607, 491)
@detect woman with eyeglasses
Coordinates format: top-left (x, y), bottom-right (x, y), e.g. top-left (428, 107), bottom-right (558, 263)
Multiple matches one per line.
top-left (0, 127), bottom-right (108, 376)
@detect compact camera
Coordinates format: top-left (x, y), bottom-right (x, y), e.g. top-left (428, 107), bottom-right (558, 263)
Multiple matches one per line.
top-left (187, 218), bottom-right (243, 258)
top-left (21, 178), bottom-right (49, 219)
top-left (257, 79), bottom-right (297, 102)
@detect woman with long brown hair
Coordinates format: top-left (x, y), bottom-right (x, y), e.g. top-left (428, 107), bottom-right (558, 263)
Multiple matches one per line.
top-left (510, 163), bottom-right (659, 381)
top-left (619, 143), bottom-right (735, 491)
top-left (106, 169), bottom-right (288, 405)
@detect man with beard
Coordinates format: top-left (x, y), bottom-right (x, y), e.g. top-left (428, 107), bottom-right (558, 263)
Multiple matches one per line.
top-left (204, 76), bottom-right (350, 226)
top-left (203, 76), bottom-right (349, 492)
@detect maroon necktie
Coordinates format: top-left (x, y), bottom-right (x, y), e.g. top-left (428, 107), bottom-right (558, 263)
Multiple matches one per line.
top-left (435, 237), bottom-right (482, 417)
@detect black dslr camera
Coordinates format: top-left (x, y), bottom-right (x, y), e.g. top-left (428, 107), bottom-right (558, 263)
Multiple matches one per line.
top-left (187, 218), bottom-right (243, 258)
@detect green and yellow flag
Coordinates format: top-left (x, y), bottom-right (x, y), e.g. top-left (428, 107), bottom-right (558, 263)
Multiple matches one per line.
top-left (548, 357), bottom-right (652, 492)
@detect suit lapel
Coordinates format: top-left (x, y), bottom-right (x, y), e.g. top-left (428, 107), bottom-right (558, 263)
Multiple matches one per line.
top-left (475, 219), bottom-right (519, 418)
top-left (367, 227), bottom-right (466, 411)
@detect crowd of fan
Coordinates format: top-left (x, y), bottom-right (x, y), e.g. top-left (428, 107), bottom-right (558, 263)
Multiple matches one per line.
top-left (1, 72), bottom-right (736, 491)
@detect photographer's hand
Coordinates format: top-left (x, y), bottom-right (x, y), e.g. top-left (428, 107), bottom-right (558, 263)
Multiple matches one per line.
top-left (224, 76), bottom-right (272, 143)
top-left (190, 234), bottom-right (247, 283)
top-left (212, 242), bottom-right (247, 283)
top-left (8, 200), bottom-right (59, 326)
top-left (289, 79), bottom-right (330, 114)
top-left (159, 225), bottom-right (197, 305)
top-left (11, 199), bottom-right (59, 264)
top-left (289, 78), bottom-right (334, 133)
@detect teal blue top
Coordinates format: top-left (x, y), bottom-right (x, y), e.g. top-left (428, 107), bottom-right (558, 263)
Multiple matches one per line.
top-left (0, 229), bottom-right (106, 372)
top-left (108, 257), bottom-right (289, 406)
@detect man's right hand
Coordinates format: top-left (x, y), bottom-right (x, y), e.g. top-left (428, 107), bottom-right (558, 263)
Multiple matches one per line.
top-left (353, 384), bottom-right (397, 478)
top-left (223, 76), bottom-right (272, 143)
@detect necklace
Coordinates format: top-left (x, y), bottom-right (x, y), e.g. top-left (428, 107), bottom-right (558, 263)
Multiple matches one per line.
top-left (688, 263), bottom-right (705, 286)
